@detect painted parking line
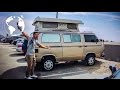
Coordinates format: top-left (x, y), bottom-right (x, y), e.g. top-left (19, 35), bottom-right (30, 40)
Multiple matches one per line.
top-left (62, 73), bottom-right (110, 79)
top-left (40, 70), bottom-right (88, 78)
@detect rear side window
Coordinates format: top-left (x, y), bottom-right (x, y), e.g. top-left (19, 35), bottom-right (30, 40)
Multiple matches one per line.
top-left (42, 33), bottom-right (60, 43)
top-left (63, 34), bottom-right (71, 42)
top-left (84, 35), bottom-right (98, 42)
top-left (71, 34), bottom-right (81, 42)
top-left (63, 34), bottom-right (81, 43)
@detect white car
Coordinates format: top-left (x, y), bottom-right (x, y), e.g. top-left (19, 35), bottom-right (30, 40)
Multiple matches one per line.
top-left (16, 38), bottom-right (24, 46)
top-left (16, 38), bottom-right (24, 52)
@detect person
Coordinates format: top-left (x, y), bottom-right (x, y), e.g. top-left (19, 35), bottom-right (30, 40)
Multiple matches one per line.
top-left (109, 66), bottom-right (116, 74)
top-left (17, 24), bottom-right (50, 79)
top-left (109, 63), bottom-right (120, 74)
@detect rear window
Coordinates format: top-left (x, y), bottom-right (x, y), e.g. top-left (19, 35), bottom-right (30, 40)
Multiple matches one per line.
top-left (42, 33), bottom-right (60, 43)
top-left (84, 35), bottom-right (98, 42)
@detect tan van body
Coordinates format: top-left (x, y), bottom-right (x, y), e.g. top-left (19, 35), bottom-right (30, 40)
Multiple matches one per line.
top-left (35, 31), bottom-right (104, 70)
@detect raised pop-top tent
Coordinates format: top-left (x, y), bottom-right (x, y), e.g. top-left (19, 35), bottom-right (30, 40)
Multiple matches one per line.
top-left (32, 17), bottom-right (84, 32)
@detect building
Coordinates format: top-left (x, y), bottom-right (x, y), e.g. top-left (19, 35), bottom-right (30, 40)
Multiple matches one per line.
top-left (32, 17), bottom-right (84, 32)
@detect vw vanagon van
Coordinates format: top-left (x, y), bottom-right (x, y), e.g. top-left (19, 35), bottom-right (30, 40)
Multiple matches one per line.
top-left (35, 31), bottom-right (104, 71)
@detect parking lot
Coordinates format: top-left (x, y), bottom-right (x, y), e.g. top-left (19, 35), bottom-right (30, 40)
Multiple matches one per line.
top-left (0, 42), bottom-right (119, 79)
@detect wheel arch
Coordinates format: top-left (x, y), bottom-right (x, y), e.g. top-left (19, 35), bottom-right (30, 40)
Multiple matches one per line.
top-left (85, 52), bottom-right (96, 59)
top-left (41, 54), bottom-right (56, 63)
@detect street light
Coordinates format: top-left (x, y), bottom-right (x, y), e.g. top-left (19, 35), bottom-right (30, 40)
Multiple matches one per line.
top-left (56, 12), bottom-right (58, 18)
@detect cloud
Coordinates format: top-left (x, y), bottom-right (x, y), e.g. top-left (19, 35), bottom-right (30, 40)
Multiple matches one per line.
top-left (78, 25), bottom-right (106, 40)
top-left (79, 25), bottom-right (94, 33)
top-left (60, 12), bottom-right (120, 21)
top-left (1, 12), bottom-right (120, 21)
top-left (111, 29), bottom-right (120, 33)
top-left (0, 16), bottom-right (10, 36)
top-left (91, 13), bottom-right (120, 21)
top-left (24, 18), bottom-right (34, 35)
top-left (59, 12), bottom-right (88, 15)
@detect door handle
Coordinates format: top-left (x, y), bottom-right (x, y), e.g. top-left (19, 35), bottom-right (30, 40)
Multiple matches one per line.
top-left (84, 45), bottom-right (87, 47)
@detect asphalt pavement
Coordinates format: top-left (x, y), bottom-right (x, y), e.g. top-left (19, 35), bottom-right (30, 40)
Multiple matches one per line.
top-left (0, 43), bottom-right (117, 79)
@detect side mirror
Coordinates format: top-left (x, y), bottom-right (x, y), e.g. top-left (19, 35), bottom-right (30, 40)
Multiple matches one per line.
top-left (96, 39), bottom-right (99, 42)
top-left (99, 39), bottom-right (104, 42)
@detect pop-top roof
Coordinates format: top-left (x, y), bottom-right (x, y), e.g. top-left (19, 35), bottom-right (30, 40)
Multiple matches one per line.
top-left (32, 17), bottom-right (84, 25)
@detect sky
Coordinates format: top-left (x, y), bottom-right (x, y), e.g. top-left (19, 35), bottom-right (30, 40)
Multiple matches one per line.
top-left (0, 12), bottom-right (120, 42)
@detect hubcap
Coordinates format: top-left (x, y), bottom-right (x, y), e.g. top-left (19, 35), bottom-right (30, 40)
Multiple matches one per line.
top-left (88, 57), bottom-right (94, 65)
top-left (44, 60), bottom-right (53, 70)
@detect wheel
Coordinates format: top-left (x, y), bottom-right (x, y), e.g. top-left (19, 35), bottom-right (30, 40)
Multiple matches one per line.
top-left (84, 54), bottom-right (95, 66)
top-left (41, 57), bottom-right (55, 71)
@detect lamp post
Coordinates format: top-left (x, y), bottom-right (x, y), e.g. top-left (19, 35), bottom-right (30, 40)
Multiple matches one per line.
top-left (56, 12), bottom-right (58, 18)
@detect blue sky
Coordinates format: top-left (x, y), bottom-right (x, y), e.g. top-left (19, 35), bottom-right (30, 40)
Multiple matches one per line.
top-left (0, 12), bottom-right (120, 42)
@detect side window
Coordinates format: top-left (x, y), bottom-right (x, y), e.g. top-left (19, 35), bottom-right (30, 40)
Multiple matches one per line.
top-left (63, 34), bottom-right (71, 43)
top-left (67, 23), bottom-right (77, 29)
top-left (42, 22), bottom-right (58, 28)
top-left (42, 33), bottom-right (60, 43)
top-left (84, 35), bottom-right (98, 42)
top-left (63, 34), bottom-right (81, 43)
top-left (71, 34), bottom-right (81, 42)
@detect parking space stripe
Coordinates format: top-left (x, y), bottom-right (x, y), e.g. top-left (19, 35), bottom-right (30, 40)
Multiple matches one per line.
top-left (40, 70), bottom-right (88, 78)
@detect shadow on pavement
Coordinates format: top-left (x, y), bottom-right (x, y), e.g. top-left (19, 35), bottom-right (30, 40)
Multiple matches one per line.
top-left (0, 66), bottom-right (26, 79)
top-left (0, 61), bottom-right (103, 79)
top-left (9, 53), bottom-right (24, 57)
top-left (17, 58), bottom-right (26, 63)
top-left (38, 61), bottom-right (103, 79)
top-left (55, 60), bottom-right (102, 71)
top-left (0, 66), bottom-right (41, 79)
top-left (36, 60), bottom-right (103, 73)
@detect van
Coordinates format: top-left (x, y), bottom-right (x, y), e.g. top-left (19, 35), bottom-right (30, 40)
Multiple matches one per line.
top-left (35, 31), bottom-right (104, 71)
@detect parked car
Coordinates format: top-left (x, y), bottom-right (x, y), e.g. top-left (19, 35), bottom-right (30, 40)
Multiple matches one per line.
top-left (12, 40), bottom-right (17, 45)
top-left (9, 36), bottom-right (22, 44)
top-left (35, 31), bottom-right (104, 71)
top-left (22, 39), bottom-right (28, 55)
top-left (16, 38), bottom-right (24, 45)
top-left (111, 69), bottom-right (120, 79)
top-left (104, 64), bottom-right (120, 79)
top-left (16, 43), bottom-right (23, 52)
top-left (104, 69), bottom-right (120, 79)
top-left (1, 37), bottom-right (10, 43)
top-left (16, 38), bottom-right (24, 52)
top-left (0, 35), bottom-right (5, 42)
top-left (1, 38), bottom-right (5, 42)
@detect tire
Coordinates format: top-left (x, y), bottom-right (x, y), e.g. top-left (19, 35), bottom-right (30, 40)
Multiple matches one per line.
top-left (41, 57), bottom-right (55, 71)
top-left (84, 54), bottom-right (95, 66)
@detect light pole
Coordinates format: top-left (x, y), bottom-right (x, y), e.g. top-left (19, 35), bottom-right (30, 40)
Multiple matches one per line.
top-left (56, 12), bottom-right (58, 18)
